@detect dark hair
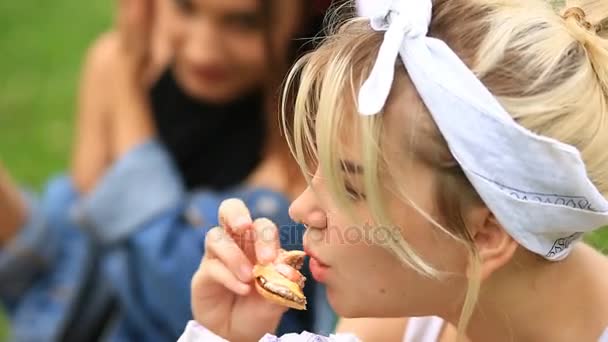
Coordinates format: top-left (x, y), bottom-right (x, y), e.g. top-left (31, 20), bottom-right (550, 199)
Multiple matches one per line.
top-left (256, 0), bottom-right (334, 180)
top-left (259, 0), bottom-right (331, 80)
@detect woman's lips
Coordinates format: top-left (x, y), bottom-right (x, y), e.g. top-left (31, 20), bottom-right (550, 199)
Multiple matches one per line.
top-left (191, 65), bottom-right (229, 83)
top-left (309, 257), bottom-right (330, 283)
top-left (304, 247), bottom-right (330, 283)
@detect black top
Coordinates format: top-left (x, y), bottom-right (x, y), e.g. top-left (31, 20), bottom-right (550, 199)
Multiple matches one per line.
top-left (150, 68), bottom-right (266, 191)
top-left (148, 3), bottom-right (331, 192)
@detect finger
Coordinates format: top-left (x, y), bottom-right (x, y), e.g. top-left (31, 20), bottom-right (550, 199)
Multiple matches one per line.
top-left (116, 0), bottom-right (153, 40)
top-left (117, 0), bottom-right (128, 14)
top-left (238, 227), bottom-right (258, 264)
top-left (218, 198), bottom-right (252, 234)
top-left (253, 218), bottom-right (280, 264)
top-left (116, 0), bottom-right (128, 30)
top-left (202, 259), bottom-right (251, 296)
top-left (205, 227), bottom-right (254, 282)
top-left (131, 0), bottom-right (154, 30)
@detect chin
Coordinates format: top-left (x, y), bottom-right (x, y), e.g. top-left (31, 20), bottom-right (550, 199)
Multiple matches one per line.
top-left (183, 80), bottom-right (237, 104)
top-left (327, 290), bottom-right (376, 318)
top-left (334, 306), bottom-right (385, 319)
top-left (329, 291), bottom-right (407, 318)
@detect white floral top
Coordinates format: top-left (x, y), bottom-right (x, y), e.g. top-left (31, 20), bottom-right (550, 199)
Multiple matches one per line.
top-left (177, 321), bottom-right (361, 342)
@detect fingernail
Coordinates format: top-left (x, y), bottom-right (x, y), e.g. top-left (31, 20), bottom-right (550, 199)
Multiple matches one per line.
top-left (232, 216), bottom-right (250, 231)
top-left (261, 248), bottom-right (276, 263)
top-left (240, 265), bottom-right (253, 281)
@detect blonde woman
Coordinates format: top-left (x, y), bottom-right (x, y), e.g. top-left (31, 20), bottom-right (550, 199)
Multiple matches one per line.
top-left (178, 0), bottom-right (608, 340)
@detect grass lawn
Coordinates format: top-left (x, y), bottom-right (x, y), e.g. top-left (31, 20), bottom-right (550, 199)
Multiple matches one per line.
top-left (0, 0), bottom-right (606, 340)
top-left (0, 314), bottom-right (6, 342)
top-left (0, 0), bottom-right (112, 189)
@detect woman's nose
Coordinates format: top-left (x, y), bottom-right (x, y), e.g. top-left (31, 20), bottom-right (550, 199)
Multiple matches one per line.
top-left (289, 186), bottom-right (327, 229)
top-left (183, 18), bottom-right (223, 62)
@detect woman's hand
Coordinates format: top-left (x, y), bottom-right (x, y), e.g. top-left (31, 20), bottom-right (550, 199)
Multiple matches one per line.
top-left (71, 0), bottom-right (161, 194)
top-left (0, 163), bottom-right (27, 245)
top-left (115, 0), bottom-right (155, 80)
top-left (109, 0), bottom-right (157, 160)
top-left (191, 199), bottom-right (288, 342)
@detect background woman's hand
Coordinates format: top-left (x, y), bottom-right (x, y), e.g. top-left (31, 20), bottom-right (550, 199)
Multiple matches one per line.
top-left (191, 199), bottom-right (288, 342)
top-left (0, 163), bottom-right (27, 245)
top-left (71, 0), bottom-right (158, 194)
top-left (109, 0), bottom-right (157, 160)
top-left (115, 0), bottom-right (155, 79)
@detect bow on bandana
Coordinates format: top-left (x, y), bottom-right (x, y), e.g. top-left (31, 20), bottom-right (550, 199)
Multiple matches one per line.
top-left (357, 0), bottom-right (431, 115)
top-left (355, 0), bottom-right (608, 260)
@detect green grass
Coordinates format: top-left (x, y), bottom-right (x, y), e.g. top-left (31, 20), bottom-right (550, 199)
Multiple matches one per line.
top-left (0, 314), bottom-right (6, 342)
top-left (0, 0), bottom-right (112, 338)
top-left (0, 0), bottom-right (112, 189)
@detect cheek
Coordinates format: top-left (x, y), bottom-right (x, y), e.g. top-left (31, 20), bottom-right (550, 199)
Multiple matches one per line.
top-left (166, 17), bottom-right (184, 47)
top-left (329, 240), bottom-right (467, 318)
top-left (327, 243), bottom-right (414, 316)
top-left (394, 207), bottom-right (469, 274)
top-left (317, 230), bottom-right (409, 315)
top-left (386, 187), bottom-right (468, 273)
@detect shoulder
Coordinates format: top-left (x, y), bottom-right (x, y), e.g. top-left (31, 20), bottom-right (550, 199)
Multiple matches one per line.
top-left (185, 187), bottom-right (293, 229)
top-left (237, 187), bottom-right (292, 222)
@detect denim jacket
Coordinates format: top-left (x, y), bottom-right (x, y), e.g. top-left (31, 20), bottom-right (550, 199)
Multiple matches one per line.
top-left (0, 140), bottom-right (335, 342)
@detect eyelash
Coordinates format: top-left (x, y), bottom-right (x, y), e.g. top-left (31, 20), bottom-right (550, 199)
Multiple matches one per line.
top-left (345, 183), bottom-right (366, 201)
top-left (175, 0), bottom-right (193, 13)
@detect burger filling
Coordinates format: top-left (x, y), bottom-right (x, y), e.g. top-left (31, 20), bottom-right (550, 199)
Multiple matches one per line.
top-left (257, 277), bottom-right (307, 305)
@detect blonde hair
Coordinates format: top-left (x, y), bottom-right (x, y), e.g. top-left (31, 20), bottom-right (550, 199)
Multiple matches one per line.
top-left (281, 0), bottom-right (608, 337)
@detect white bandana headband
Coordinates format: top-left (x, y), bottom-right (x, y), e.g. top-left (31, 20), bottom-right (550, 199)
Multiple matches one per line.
top-left (355, 0), bottom-right (608, 260)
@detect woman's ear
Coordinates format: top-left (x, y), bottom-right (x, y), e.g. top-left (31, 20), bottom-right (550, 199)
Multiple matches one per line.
top-left (466, 206), bottom-right (518, 280)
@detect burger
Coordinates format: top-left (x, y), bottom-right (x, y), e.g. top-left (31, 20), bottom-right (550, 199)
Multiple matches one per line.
top-left (252, 249), bottom-right (307, 310)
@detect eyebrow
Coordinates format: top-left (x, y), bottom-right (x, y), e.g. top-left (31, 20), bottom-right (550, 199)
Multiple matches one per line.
top-left (340, 160), bottom-right (364, 174)
top-left (175, 0), bottom-right (192, 8)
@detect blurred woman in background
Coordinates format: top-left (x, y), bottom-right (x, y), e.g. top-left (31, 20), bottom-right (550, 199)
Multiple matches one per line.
top-left (0, 0), bottom-right (335, 341)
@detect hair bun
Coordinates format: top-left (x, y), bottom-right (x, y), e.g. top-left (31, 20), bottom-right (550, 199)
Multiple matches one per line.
top-left (563, 0), bottom-right (608, 38)
top-left (562, 7), bottom-right (594, 30)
